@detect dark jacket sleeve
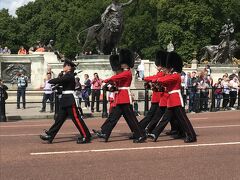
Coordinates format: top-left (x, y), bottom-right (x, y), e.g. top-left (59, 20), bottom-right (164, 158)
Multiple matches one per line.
top-left (48, 74), bottom-right (71, 85)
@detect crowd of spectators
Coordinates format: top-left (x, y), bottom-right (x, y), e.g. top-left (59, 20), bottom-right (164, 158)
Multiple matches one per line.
top-left (0, 40), bottom-right (55, 56)
top-left (181, 66), bottom-right (240, 113)
top-left (0, 46), bottom-right (11, 54)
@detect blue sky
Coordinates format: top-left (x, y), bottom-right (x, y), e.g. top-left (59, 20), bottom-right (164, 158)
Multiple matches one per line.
top-left (0, 0), bottom-right (35, 16)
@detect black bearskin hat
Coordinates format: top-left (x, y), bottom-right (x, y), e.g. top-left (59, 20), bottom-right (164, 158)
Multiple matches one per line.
top-left (109, 54), bottom-right (121, 71)
top-left (166, 52), bottom-right (183, 73)
top-left (119, 49), bottom-right (134, 68)
top-left (155, 50), bottom-right (167, 67)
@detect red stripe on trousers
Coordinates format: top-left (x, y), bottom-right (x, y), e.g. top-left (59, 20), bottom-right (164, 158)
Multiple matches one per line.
top-left (72, 104), bottom-right (87, 138)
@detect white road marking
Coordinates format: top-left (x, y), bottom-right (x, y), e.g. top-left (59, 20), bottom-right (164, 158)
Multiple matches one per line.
top-left (0, 130), bottom-right (121, 137)
top-left (195, 124), bottom-right (240, 129)
top-left (30, 141), bottom-right (240, 156)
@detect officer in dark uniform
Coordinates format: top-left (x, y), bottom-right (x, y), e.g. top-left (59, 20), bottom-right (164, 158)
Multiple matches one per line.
top-left (40, 59), bottom-right (91, 144)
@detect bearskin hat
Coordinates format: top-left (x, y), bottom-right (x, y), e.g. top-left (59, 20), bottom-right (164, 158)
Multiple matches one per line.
top-left (119, 48), bottom-right (134, 68)
top-left (155, 50), bottom-right (168, 67)
top-left (109, 54), bottom-right (121, 71)
top-left (166, 52), bottom-right (183, 73)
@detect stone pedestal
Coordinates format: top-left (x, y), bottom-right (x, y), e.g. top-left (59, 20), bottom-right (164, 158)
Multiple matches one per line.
top-left (0, 54), bottom-right (45, 89)
top-left (75, 55), bottom-right (113, 82)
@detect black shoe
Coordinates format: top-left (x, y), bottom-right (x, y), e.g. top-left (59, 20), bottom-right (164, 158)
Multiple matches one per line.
top-left (43, 129), bottom-right (49, 135)
top-left (39, 109), bottom-right (46, 112)
top-left (184, 136), bottom-right (197, 143)
top-left (92, 129), bottom-right (108, 141)
top-left (17, 107), bottom-right (20, 109)
top-left (76, 137), bottom-right (91, 144)
top-left (40, 134), bottom-right (53, 143)
top-left (147, 133), bottom-right (157, 141)
top-left (133, 136), bottom-right (146, 143)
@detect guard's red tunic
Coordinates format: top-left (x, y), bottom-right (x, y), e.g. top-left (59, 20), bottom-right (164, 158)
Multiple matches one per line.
top-left (104, 70), bottom-right (132, 105)
top-left (157, 73), bottom-right (184, 108)
top-left (144, 72), bottom-right (164, 103)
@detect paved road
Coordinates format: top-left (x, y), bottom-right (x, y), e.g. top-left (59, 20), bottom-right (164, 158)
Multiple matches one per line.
top-left (0, 111), bottom-right (240, 180)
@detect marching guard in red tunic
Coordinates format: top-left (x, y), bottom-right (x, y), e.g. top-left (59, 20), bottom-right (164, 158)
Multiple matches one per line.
top-left (139, 50), bottom-right (166, 131)
top-left (141, 50), bottom-right (181, 135)
top-left (148, 52), bottom-right (197, 143)
top-left (93, 49), bottom-right (146, 143)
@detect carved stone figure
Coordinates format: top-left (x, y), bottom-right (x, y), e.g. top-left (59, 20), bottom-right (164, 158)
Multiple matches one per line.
top-left (200, 19), bottom-right (239, 64)
top-left (1, 63), bottom-right (30, 83)
top-left (77, 0), bottom-right (134, 55)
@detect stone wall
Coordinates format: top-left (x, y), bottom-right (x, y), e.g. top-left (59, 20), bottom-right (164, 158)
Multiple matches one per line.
top-left (143, 60), bottom-right (240, 83)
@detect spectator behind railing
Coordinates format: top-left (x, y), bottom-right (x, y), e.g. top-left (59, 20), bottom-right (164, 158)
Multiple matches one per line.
top-left (91, 73), bottom-right (103, 113)
top-left (213, 78), bottom-right (223, 111)
top-left (82, 74), bottom-right (91, 109)
top-left (229, 76), bottom-right (239, 110)
top-left (221, 75), bottom-right (230, 110)
top-left (15, 71), bottom-right (28, 109)
top-left (18, 46), bottom-right (27, 55)
top-left (199, 77), bottom-right (210, 112)
top-left (188, 71), bottom-right (199, 113)
top-left (39, 73), bottom-right (54, 113)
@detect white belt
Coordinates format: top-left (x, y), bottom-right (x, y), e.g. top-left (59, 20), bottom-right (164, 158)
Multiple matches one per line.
top-left (62, 90), bottom-right (75, 94)
top-left (168, 89), bottom-right (184, 107)
top-left (61, 90), bottom-right (80, 108)
top-left (117, 87), bottom-right (132, 104)
top-left (168, 89), bottom-right (181, 94)
top-left (118, 87), bottom-right (130, 90)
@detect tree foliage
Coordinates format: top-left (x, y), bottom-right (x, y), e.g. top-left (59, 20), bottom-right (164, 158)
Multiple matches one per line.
top-left (0, 0), bottom-right (239, 62)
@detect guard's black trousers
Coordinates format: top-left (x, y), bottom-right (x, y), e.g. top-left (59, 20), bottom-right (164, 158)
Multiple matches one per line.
top-left (140, 105), bottom-right (180, 134)
top-left (139, 103), bottom-right (159, 130)
top-left (101, 104), bottom-right (145, 139)
top-left (48, 104), bottom-right (91, 140)
top-left (146, 106), bottom-right (166, 133)
top-left (152, 106), bottom-right (196, 140)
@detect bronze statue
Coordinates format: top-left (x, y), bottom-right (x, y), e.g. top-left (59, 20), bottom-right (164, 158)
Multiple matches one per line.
top-left (200, 19), bottom-right (239, 64)
top-left (77, 0), bottom-right (135, 55)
